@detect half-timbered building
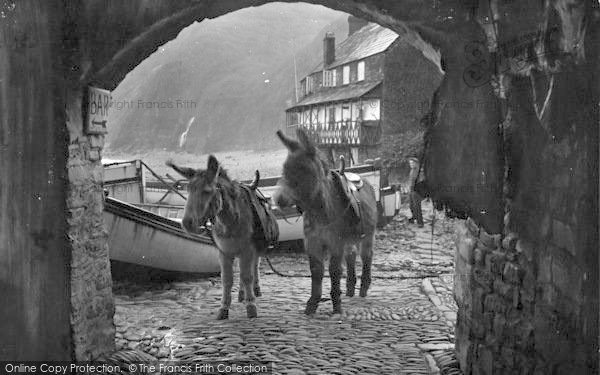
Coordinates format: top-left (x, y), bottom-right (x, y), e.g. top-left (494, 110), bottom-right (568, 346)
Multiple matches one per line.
top-left (285, 17), bottom-right (441, 169)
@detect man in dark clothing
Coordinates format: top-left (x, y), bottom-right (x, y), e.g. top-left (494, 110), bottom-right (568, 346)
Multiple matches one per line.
top-left (407, 156), bottom-right (424, 227)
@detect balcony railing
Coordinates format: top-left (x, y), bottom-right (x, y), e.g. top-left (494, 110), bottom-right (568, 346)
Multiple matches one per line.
top-left (284, 121), bottom-right (381, 146)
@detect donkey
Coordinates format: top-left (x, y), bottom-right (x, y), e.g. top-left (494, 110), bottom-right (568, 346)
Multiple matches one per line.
top-left (273, 129), bottom-right (377, 315)
top-left (167, 156), bottom-right (264, 319)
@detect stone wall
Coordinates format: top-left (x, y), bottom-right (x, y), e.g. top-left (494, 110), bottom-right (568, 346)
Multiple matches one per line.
top-left (379, 39), bottom-right (441, 182)
top-left (454, 213), bottom-right (596, 374)
top-left (454, 220), bottom-right (536, 374)
top-left (382, 40), bottom-right (441, 139)
top-left (452, 9), bottom-right (598, 374)
top-left (66, 90), bottom-right (116, 360)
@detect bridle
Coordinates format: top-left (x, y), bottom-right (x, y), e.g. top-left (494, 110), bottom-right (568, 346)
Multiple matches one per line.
top-left (194, 164), bottom-right (224, 226)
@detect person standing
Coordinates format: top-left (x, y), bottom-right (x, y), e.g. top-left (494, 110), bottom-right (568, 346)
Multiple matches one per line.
top-left (407, 156), bottom-right (424, 227)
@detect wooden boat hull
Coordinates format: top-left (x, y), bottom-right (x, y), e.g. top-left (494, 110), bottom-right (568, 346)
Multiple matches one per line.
top-left (104, 197), bottom-right (220, 274)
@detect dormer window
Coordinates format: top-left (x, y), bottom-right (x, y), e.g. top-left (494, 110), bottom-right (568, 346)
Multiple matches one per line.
top-left (323, 69), bottom-right (336, 87)
top-left (342, 65), bottom-right (350, 85)
top-left (357, 61), bottom-right (365, 81)
top-left (302, 76), bottom-right (314, 96)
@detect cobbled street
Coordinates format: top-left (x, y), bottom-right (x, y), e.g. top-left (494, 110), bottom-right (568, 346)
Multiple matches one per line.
top-left (112, 203), bottom-right (462, 375)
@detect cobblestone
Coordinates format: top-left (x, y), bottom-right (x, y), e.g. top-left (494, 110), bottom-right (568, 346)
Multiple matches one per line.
top-left (112, 202), bottom-right (462, 374)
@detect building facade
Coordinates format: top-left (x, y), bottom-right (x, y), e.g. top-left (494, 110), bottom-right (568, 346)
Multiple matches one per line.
top-left (285, 17), bottom-right (441, 169)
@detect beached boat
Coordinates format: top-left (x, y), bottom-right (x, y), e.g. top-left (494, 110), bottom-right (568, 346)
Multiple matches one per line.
top-left (103, 196), bottom-right (220, 273)
top-left (103, 159), bottom-right (400, 244)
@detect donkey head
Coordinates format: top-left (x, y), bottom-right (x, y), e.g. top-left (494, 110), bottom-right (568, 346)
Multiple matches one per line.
top-left (274, 129), bottom-right (327, 209)
top-left (167, 155), bottom-right (222, 234)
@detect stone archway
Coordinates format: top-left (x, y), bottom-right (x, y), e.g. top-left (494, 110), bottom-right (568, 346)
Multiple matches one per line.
top-left (1, 1), bottom-right (597, 372)
top-left (64, 1), bottom-right (453, 360)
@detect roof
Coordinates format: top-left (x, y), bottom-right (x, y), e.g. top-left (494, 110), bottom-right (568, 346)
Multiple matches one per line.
top-left (312, 23), bottom-right (400, 73)
top-left (287, 80), bottom-right (381, 110)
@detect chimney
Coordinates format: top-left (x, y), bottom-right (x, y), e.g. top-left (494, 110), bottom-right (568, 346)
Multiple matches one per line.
top-left (348, 16), bottom-right (368, 37)
top-left (323, 32), bottom-right (335, 66)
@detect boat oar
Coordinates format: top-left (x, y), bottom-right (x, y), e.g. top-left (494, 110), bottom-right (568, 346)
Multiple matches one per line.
top-left (140, 160), bottom-right (187, 201)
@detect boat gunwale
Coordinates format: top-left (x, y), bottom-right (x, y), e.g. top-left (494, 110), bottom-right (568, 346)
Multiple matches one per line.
top-left (104, 196), bottom-right (214, 245)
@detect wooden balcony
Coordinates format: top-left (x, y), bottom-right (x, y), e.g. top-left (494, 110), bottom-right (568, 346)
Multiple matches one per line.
top-left (284, 121), bottom-right (381, 146)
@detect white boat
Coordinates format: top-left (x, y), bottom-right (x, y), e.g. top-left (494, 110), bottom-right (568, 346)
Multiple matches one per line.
top-left (102, 160), bottom-right (220, 273)
top-left (103, 196), bottom-right (220, 274)
top-left (103, 160), bottom-right (400, 244)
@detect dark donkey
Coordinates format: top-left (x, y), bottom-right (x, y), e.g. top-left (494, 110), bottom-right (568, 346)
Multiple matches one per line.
top-left (273, 129), bottom-right (377, 315)
top-left (167, 156), bottom-right (265, 319)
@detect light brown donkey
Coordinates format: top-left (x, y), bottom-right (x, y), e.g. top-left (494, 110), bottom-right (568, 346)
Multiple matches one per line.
top-left (167, 156), bottom-right (265, 319)
top-left (273, 129), bottom-right (377, 315)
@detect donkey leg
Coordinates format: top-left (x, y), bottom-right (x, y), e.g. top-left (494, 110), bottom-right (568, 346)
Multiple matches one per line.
top-left (329, 253), bottom-right (343, 314)
top-left (238, 258), bottom-right (244, 302)
top-left (345, 245), bottom-right (357, 297)
top-left (239, 256), bottom-right (261, 302)
top-left (217, 254), bottom-right (234, 320)
top-left (305, 253), bottom-right (324, 315)
top-left (239, 250), bottom-right (257, 318)
top-left (359, 234), bottom-right (374, 297)
top-left (253, 256), bottom-right (262, 297)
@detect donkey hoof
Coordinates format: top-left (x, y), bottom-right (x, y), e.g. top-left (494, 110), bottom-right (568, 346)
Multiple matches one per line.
top-left (359, 288), bottom-right (368, 297)
top-left (346, 288), bottom-right (355, 297)
top-left (254, 287), bottom-right (262, 297)
top-left (216, 308), bottom-right (229, 320)
top-left (305, 301), bottom-right (319, 315)
top-left (238, 290), bottom-right (244, 303)
top-left (246, 305), bottom-right (258, 319)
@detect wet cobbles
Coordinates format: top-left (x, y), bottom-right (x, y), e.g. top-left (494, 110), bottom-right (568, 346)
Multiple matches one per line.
top-left (112, 203), bottom-right (462, 374)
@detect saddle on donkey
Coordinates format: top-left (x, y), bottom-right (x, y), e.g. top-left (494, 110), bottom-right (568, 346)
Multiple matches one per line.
top-left (240, 170), bottom-right (279, 249)
top-left (330, 156), bottom-right (366, 236)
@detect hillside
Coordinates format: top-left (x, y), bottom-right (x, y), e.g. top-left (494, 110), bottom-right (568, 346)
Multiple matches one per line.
top-left (106, 3), bottom-right (349, 153)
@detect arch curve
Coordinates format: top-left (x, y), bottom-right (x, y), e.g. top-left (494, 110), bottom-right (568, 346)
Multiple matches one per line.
top-left (83, 0), bottom-right (455, 89)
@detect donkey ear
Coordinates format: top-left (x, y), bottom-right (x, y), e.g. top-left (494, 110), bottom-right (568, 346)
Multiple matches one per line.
top-left (296, 128), bottom-right (316, 155)
top-left (248, 170), bottom-right (260, 190)
top-left (166, 160), bottom-right (196, 179)
top-left (276, 130), bottom-right (300, 152)
top-left (206, 155), bottom-right (220, 182)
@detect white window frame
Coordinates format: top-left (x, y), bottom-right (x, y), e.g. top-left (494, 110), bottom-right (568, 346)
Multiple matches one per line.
top-left (302, 76), bottom-right (314, 96)
top-left (357, 61), bottom-right (365, 81)
top-left (342, 65), bottom-right (350, 85)
top-left (342, 104), bottom-right (351, 121)
top-left (322, 69), bottom-right (336, 87)
top-left (327, 106), bottom-right (336, 124)
top-left (317, 106), bottom-right (325, 125)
